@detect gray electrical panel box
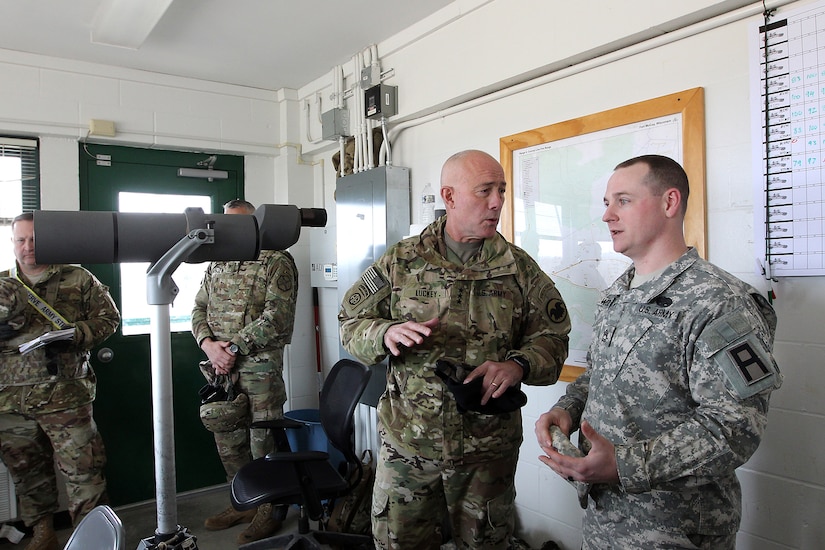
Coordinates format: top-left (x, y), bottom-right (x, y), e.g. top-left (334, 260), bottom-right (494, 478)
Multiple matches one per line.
top-left (336, 166), bottom-right (410, 405)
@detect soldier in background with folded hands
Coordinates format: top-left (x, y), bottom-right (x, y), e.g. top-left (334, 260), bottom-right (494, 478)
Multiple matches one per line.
top-left (191, 199), bottom-right (299, 545)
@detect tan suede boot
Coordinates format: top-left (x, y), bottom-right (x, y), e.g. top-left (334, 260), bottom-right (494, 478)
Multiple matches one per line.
top-left (236, 503), bottom-right (282, 545)
top-left (203, 506), bottom-right (257, 531)
top-left (25, 515), bottom-right (59, 550)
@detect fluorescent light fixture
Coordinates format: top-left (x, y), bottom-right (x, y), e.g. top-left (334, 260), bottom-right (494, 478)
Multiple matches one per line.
top-left (177, 168), bottom-right (228, 180)
top-left (91, 0), bottom-right (174, 49)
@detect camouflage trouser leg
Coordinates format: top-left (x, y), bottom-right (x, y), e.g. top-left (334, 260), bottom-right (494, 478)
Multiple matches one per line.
top-left (583, 508), bottom-right (738, 549)
top-left (0, 404), bottom-right (107, 527)
top-left (372, 431), bottom-right (516, 550)
top-left (0, 413), bottom-right (60, 526)
top-left (37, 404), bottom-right (108, 526)
top-left (443, 455), bottom-right (516, 550)
top-left (213, 369), bottom-right (285, 480)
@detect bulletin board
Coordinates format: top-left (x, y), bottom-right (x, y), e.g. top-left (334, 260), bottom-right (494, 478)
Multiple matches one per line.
top-left (500, 88), bottom-right (707, 381)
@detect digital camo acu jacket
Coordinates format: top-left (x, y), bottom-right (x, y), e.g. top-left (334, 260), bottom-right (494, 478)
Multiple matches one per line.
top-left (554, 248), bottom-right (782, 539)
top-left (191, 249), bottom-right (298, 368)
top-left (339, 217), bottom-right (570, 464)
top-left (0, 263), bottom-right (120, 413)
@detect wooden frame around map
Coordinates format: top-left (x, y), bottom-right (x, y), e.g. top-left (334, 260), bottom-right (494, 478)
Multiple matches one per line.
top-left (500, 87), bottom-right (707, 381)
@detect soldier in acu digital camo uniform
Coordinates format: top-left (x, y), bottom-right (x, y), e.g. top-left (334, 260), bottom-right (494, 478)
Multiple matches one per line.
top-left (339, 150), bottom-right (571, 550)
top-left (535, 155), bottom-right (783, 550)
top-left (0, 212), bottom-right (120, 550)
top-left (191, 199), bottom-right (299, 546)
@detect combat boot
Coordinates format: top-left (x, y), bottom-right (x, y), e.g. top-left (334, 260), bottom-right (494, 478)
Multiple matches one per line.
top-left (236, 503), bottom-right (282, 545)
top-left (203, 506), bottom-right (256, 531)
top-left (25, 515), bottom-right (58, 550)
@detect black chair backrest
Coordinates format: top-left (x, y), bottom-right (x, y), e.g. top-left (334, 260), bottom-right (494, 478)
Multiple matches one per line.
top-left (319, 359), bottom-right (371, 467)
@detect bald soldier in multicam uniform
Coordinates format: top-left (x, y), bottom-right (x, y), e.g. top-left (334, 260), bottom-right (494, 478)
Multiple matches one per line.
top-left (339, 150), bottom-right (570, 550)
top-left (191, 199), bottom-right (299, 546)
top-left (0, 212), bottom-right (120, 550)
top-left (536, 155), bottom-right (782, 550)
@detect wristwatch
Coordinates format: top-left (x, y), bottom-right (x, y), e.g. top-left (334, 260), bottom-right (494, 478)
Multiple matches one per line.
top-left (228, 343), bottom-right (240, 355)
top-left (511, 355), bottom-right (530, 380)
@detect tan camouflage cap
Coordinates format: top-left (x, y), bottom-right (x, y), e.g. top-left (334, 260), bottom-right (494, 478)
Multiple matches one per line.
top-left (0, 277), bottom-right (27, 327)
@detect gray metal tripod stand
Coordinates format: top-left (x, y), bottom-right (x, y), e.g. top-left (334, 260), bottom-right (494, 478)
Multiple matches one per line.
top-left (137, 226), bottom-right (213, 550)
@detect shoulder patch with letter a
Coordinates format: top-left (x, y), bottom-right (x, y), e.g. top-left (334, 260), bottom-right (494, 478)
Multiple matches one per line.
top-left (699, 309), bottom-right (780, 400)
top-left (727, 341), bottom-right (771, 386)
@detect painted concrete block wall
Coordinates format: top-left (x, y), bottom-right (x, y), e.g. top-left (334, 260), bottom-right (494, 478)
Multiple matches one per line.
top-left (0, 50), bottom-right (281, 154)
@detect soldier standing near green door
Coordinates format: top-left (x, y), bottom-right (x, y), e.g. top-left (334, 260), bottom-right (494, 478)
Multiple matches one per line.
top-left (0, 212), bottom-right (120, 550)
top-left (191, 199), bottom-right (299, 546)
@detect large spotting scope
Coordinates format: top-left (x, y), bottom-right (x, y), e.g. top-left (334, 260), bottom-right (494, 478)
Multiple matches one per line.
top-left (33, 204), bottom-right (327, 265)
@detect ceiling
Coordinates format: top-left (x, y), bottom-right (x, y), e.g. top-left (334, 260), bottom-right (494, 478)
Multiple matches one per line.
top-left (0, 0), bottom-right (455, 91)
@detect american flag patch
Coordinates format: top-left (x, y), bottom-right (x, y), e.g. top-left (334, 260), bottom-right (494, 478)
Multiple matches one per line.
top-left (361, 266), bottom-right (387, 294)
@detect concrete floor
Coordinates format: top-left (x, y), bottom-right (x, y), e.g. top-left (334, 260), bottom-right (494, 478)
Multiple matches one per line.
top-left (0, 495), bottom-right (551, 549)
top-left (1, 485), bottom-right (304, 550)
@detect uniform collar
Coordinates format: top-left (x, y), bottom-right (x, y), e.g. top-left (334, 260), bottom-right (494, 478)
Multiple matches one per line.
top-left (614, 248), bottom-right (699, 300)
top-left (416, 217), bottom-right (517, 277)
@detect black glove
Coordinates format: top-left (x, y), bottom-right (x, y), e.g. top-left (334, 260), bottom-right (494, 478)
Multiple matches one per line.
top-left (0, 323), bottom-right (16, 341)
top-left (435, 359), bottom-right (527, 415)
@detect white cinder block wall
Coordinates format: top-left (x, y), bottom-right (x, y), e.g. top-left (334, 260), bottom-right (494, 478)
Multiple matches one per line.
top-left (0, 1), bottom-right (822, 548)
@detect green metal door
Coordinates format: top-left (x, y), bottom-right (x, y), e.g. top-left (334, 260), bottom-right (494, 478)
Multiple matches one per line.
top-left (79, 144), bottom-right (243, 505)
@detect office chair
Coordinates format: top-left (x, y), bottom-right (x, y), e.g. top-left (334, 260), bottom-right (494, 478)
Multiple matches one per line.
top-left (63, 504), bottom-right (125, 550)
top-left (230, 358), bottom-right (374, 549)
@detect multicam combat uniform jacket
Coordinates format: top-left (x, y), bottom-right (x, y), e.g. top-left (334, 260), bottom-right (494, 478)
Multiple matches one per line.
top-left (192, 249), bottom-right (298, 477)
top-left (339, 217), bottom-right (570, 464)
top-left (0, 264), bottom-right (120, 413)
top-left (554, 248), bottom-right (782, 546)
top-left (192, 249), bottom-right (298, 367)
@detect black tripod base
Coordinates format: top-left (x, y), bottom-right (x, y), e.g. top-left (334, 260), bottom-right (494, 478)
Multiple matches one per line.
top-left (136, 525), bottom-right (199, 550)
